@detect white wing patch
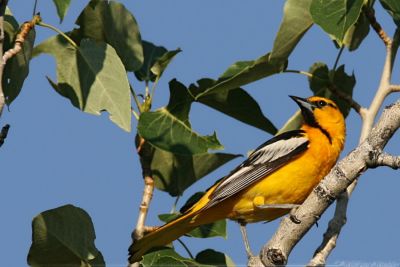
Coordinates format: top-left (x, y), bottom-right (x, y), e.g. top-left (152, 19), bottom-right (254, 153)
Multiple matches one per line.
top-left (199, 133), bottom-right (310, 211)
top-left (216, 136), bottom-right (308, 190)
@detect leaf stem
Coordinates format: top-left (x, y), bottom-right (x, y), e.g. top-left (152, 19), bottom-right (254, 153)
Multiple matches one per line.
top-left (37, 21), bottom-right (78, 49)
top-left (333, 46), bottom-right (344, 70)
top-left (283, 69), bottom-right (313, 78)
top-left (150, 75), bottom-right (160, 99)
top-left (130, 84), bottom-right (142, 114)
top-left (131, 108), bottom-right (139, 120)
top-left (145, 80), bottom-right (150, 98)
top-left (177, 238), bottom-right (195, 259)
top-left (171, 195), bottom-right (180, 213)
top-left (32, 0), bottom-right (38, 16)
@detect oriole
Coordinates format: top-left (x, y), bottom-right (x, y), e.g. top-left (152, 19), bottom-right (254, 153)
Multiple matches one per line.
top-left (129, 96), bottom-right (346, 263)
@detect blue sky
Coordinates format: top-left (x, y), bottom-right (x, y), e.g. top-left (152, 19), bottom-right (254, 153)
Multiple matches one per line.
top-left (1, 1), bottom-right (400, 266)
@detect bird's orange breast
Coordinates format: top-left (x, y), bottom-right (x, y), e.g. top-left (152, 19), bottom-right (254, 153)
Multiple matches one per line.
top-left (191, 127), bottom-right (343, 224)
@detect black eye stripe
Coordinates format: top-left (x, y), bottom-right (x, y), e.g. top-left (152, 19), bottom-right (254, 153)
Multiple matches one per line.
top-left (327, 103), bottom-right (337, 109)
top-left (312, 100), bottom-right (337, 109)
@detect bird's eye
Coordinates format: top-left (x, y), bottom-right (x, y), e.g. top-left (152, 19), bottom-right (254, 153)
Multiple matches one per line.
top-left (317, 100), bottom-right (327, 107)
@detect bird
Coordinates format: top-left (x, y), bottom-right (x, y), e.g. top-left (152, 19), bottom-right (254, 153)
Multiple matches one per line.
top-left (129, 95), bottom-right (346, 263)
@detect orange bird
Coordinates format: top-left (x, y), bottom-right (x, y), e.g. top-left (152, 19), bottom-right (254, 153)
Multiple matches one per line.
top-left (129, 96), bottom-right (346, 262)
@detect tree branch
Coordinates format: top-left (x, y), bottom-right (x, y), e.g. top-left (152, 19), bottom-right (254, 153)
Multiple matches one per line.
top-left (128, 136), bottom-right (155, 267)
top-left (305, 17), bottom-right (398, 264)
top-left (0, 0), bottom-right (9, 117)
top-left (256, 100), bottom-right (400, 266)
top-left (328, 84), bottom-right (366, 118)
top-left (307, 181), bottom-right (354, 266)
top-left (364, 7), bottom-right (391, 46)
top-left (389, 85), bottom-right (400, 92)
top-left (0, 12), bottom-right (38, 116)
top-left (367, 151), bottom-right (400, 170)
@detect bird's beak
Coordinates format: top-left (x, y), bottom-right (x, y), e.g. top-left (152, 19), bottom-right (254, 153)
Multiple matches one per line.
top-left (289, 95), bottom-right (317, 126)
top-left (289, 96), bottom-right (314, 112)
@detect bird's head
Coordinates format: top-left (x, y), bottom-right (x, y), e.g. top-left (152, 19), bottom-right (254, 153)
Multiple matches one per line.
top-left (290, 95), bottom-right (346, 144)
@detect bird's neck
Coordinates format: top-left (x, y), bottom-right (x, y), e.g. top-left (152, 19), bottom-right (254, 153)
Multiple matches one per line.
top-left (302, 123), bottom-right (346, 151)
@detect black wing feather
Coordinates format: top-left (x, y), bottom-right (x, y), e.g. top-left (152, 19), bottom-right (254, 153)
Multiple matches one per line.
top-left (201, 130), bottom-right (309, 211)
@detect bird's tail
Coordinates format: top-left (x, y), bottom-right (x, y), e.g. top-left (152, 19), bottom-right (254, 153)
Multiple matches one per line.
top-left (128, 211), bottom-right (198, 263)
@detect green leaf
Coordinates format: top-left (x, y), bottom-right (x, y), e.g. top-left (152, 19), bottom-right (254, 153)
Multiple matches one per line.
top-left (76, 0), bottom-right (143, 71)
top-left (380, 0), bottom-right (400, 27)
top-left (308, 62), bottom-right (356, 117)
top-left (27, 204), bottom-right (105, 267)
top-left (138, 110), bottom-right (222, 154)
top-left (341, 11), bottom-right (370, 51)
top-left (151, 48), bottom-right (182, 77)
top-left (276, 110), bottom-right (303, 134)
top-left (166, 78), bottom-right (192, 126)
top-left (279, 63), bottom-right (355, 134)
top-left (135, 41), bottom-right (168, 82)
top-left (138, 79), bottom-right (222, 154)
top-left (310, 0), bottom-right (364, 45)
top-left (159, 212), bottom-right (227, 238)
top-left (196, 249), bottom-right (235, 267)
top-left (270, 0), bottom-right (313, 63)
top-left (190, 78), bottom-right (277, 134)
top-left (195, 53), bottom-right (286, 99)
top-left (152, 147), bottom-right (240, 196)
top-left (187, 218), bottom-right (227, 239)
top-left (52, 0), bottom-right (72, 23)
top-left (141, 248), bottom-right (211, 267)
top-left (34, 36), bottom-right (131, 131)
top-left (3, 11), bottom-right (35, 105)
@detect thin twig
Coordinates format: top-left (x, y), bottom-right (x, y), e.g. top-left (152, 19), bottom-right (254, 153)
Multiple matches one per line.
top-left (171, 195), bottom-right (180, 213)
top-left (360, 41), bottom-right (393, 142)
top-left (177, 238), bottom-right (195, 259)
top-left (32, 0), bottom-right (38, 16)
top-left (3, 15), bottom-right (40, 64)
top-left (333, 47), bottom-right (344, 71)
top-left (0, 0), bottom-right (9, 117)
top-left (37, 21), bottom-right (78, 49)
top-left (328, 84), bottom-right (365, 117)
top-left (130, 84), bottom-right (142, 114)
top-left (128, 137), bottom-right (155, 267)
top-left (133, 176), bottom-right (154, 240)
top-left (389, 85), bottom-right (400, 92)
top-left (0, 13), bottom-right (39, 116)
top-left (366, 151), bottom-right (400, 169)
top-left (283, 69), bottom-right (313, 78)
top-left (364, 7), bottom-right (392, 46)
top-left (308, 182), bottom-right (354, 266)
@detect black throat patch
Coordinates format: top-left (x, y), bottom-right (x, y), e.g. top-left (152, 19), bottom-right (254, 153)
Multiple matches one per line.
top-left (301, 109), bottom-right (332, 144)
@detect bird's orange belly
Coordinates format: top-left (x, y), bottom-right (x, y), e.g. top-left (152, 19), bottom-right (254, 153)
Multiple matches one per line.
top-left (224, 149), bottom-right (335, 223)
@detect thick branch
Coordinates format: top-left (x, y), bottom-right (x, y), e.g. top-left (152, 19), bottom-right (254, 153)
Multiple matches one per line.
top-left (307, 14), bottom-right (400, 264)
top-left (258, 101), bottom-right (400, 266)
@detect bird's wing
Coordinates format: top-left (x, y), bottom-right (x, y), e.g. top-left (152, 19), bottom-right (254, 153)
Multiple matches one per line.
top-left (202, 130), bottom-right (309, 211)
